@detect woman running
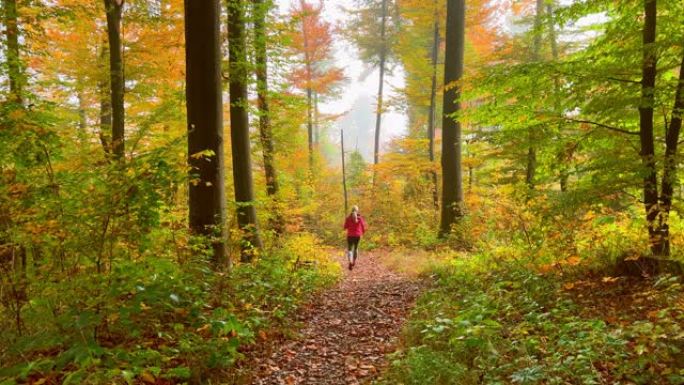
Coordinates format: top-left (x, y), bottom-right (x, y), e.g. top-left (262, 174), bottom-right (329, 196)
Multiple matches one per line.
top-left (343, 205), bottom-right (366, 270)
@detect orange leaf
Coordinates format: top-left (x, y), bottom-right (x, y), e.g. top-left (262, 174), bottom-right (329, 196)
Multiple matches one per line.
top-left (566, 256), bottom-right (581, 266)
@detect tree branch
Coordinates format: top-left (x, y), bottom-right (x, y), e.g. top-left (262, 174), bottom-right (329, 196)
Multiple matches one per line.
top-left (564, 118), bottom-right (640, 136)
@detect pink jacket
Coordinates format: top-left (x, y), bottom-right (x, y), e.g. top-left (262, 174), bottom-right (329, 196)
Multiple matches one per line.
top-left (344, 215), bottom-right (366, 237)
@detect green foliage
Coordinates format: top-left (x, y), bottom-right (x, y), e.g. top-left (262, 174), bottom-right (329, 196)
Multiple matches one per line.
top-left (380, 256), bottom-right (684, 385)
top-left (0, 235), bottom-right (338, 384)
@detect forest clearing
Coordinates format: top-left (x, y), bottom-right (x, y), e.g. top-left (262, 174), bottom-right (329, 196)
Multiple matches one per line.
top-left (1, 0), bottom-right (684, 384)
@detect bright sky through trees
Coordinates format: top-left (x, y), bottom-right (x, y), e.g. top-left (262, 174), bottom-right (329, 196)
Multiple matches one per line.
top-left (276, 0), bottom-right (408, 159)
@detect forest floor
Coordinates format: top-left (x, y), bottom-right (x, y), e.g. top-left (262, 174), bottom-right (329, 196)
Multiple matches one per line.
top-left (233, 251), bottom-right (424, 385)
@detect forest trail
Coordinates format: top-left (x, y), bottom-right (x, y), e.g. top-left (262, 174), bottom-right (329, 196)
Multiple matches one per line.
top-left (239, 252), bottom-right (423, 385)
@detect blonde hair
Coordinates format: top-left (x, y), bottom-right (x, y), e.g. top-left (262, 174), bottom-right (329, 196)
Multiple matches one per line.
top-left (351, 205), bottom-right (359, 213)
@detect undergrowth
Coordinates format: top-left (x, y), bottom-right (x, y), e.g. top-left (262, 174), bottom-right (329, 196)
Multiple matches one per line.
top-left (0, 233), bottom-right (339, 385)
top-left (378, 253), bottom-right (684, 385)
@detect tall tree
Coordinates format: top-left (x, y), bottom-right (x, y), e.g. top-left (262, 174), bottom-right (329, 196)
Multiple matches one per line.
top-left (4, 0), bottom-right (22, 104)
top-left (373, 0), bottom-right (388, 169)
top-left (658, 51), bottom-right (684, 257)
top-left (184, 0), bottom-right (228, 264)
top-left (228, 0), bottom-right (262, 260)
top-left (98, 44), bottom-right (113, 155)
top-left (439, 0), bottom-right (465, 236)
top-left (103, 0), bottom-right (125, 160)
top-left (638, 0), bottom-right (659, 255)
top-left (525, 0), bottom-right (544, 190)
top-left (253, 0), bottom-right (283, 234)
top-left (427, 1), bottom-right (440, 210)
top-left (289, 0), bottom-right (343, 172)
top-left (253, 0), bottom-right (279, 198)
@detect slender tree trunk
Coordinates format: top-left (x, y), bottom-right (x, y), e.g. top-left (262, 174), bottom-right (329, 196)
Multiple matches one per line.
top-left (253, 0), bottom-right (283, 234)
top-left (3, 0), bottom-right (27, 316)
top-left (373, 0), bottom-right (388, 171)
top-left (439, 0), bottom-right (465, 237)
top-left (77, 88), bottom-right (88, 143)
top-left (98, 45), bottom-right (112, 156)
top-left (253, 0), bottom-right (279, 197)
top-left (546, 3), bottom-right (568, 192)
top-left (341, 129), bottom-right (349, 215)
top-left (657, 50), bottom-right (684, 257)
top-left (184, 0), bottom-right (228, 265)
top-left (228, 0), bottom-right (263, 261)
top-left (526, 0), bottom-right (544, 190)
top-left (300, 1), bottom-right (315, 171)
top-left (370, 0), bottom-right (388, 187)
top-left (104, 0), bottom-right (125, 160)
top-left (428, 4), bottom-right (440, 210)
top-left (4, 0), bottom-right (22, 105)
top-left (314, 91), bottom-right (319, 145)
top-left (638, 0), bottom-right (661, 255)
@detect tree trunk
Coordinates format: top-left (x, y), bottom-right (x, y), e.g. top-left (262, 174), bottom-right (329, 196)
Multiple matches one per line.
top-left (253, 0), bottom-right (283, 234)
top-left (104, 0), bottom-right (125, 160)
top-left (77, 88), bottom-right (88, 144)
top-left (638, 0), bottom-right (661, 255)
top-left (98, 45), bottom-right (112, 156)
top-left (300, 1), bottom-right (314, 172)
top-left (525, 0), bottom-right (544, 190)
top-left (314, 91), bottom-right (319, 145)
top-left (546, 3), bottom-right (569, 192)
top-left (253, 0), bottom-right (279, 198)
top-left (341, 129), bottom-right (349, 215)
top-left (4, 0), bottom-right (22, 105)
top-left (228, 0), bottom-right (263, 261)
top-left (658, 50), bottom-right (684, 257)
top-left (428, 4), bottom-right (439, 210)
top-left (439, 0), bottom-right (465, 237)
top-left (184, 0), bottom-right (228, 265)
top-left (373, 0), bottom-right (388, 171)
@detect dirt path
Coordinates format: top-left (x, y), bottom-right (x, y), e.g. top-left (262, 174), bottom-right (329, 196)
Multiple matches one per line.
top-left (242, 252), bottom-right (423, 385)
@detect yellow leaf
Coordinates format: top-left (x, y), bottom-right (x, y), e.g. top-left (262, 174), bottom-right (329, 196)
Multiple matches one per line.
top-left (563, 282), bottom-right (575, 290)
top-left (602, 276), bottom-right (619, 283)
top-left (197, 324), bottom-right (211, 337)
top-left (141, 371), bottom-right (156, 384)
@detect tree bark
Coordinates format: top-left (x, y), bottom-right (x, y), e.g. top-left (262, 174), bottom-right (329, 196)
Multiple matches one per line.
top-left (428, 3), bottom-right (439, 210)
top-left (77, 88), bottom-right (88, 144)
top-left (4, 0), bottom-right (22, 105)
top-left (103, 0), bottom-right (125, 160)
top-left (253, 0), bottom-right (279, 198)
top-left (184, 0), bottom-right (228, 265)
top-left (300, 0), bottom-right (314, 172)
top-left (341, 129), bottom-right (349, 215)
top-left (439, 0), bottom-right (465, 237)
top-left (253, 0), bottom-right (283, 234)
top-left (373, 0), bottom-right (388, 170)
top-left (98, 44), bottom-right (112, 156)
top-left (657, 49), bottom-right (684, 257)
top-left (638, 0), bottom-right (661, 255)
top-left (228, 0), bottom-right (263, 261)
top-left (525, 0), bottom-right (544, 191)
top-left (547, 3), bottom-right (569, 192)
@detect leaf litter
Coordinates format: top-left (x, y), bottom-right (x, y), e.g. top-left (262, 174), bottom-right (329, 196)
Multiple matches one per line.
top-left (236, 252), bottom-right (423, 384)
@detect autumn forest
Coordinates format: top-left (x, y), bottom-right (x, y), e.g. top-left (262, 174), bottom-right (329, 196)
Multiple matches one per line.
top-left (1, 0), bottom-right (684, 384)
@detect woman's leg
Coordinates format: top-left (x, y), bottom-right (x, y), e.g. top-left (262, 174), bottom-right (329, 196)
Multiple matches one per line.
top-left (351, 237), bottom-right (360, 262)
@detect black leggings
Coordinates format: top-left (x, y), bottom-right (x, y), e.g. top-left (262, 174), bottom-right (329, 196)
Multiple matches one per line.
top-left (347, 236), bottom-right (360, 259)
